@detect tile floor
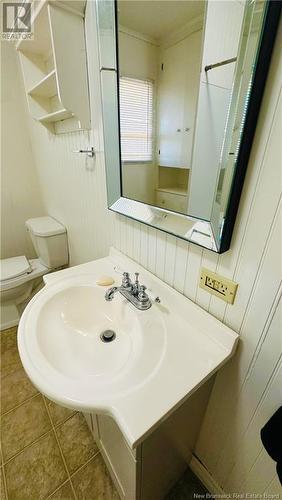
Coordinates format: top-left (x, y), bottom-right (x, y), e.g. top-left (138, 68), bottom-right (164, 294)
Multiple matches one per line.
top-left (0, 327), bottom-right (118, 500)
top-left (1, 326), bottom-right (207, 500)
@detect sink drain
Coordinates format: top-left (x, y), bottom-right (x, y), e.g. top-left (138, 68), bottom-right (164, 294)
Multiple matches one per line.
top-left (100, 330), bottom-right (116, 343)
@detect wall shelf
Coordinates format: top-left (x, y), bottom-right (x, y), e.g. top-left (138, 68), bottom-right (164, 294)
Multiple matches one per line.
top-left (38, 108), bottom-right (73, 123)
top-left (17, 0), bottom-right (90, 134)
top-left (28, 69), bottom-right (57, 98)
top-left (155, 166), bottom-right (190, 213)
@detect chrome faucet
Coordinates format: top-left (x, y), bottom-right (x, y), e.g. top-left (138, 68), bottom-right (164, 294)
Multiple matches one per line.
top-left (105, 272), bottom-right (152, 310)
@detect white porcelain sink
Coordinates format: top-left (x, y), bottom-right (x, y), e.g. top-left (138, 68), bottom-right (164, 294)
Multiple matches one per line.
top-left (23, 280), bottom-right (166, 398)
top-left (18, 248), bottom-right (239, 448)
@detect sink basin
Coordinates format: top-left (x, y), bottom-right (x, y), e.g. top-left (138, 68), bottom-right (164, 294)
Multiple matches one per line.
top-left (18, 248), bottom-right (239, 448)
top-left (24, 280), bottom-right (166, 397)
top-left (38, 284), bottom-right (167, 382)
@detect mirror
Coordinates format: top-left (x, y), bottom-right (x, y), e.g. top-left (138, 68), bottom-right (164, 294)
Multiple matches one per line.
top-left (96, 0), bottom-right (280, 252)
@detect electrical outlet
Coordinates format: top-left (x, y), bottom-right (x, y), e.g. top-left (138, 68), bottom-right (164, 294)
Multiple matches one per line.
top-left (199, 268), bottom-right (238, 304)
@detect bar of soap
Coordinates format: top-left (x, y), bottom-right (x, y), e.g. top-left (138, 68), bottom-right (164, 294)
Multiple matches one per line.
top-left (96, 276), bottom-right (115, 286)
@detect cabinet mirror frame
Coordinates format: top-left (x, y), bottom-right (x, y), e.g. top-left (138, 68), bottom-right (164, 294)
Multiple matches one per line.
top-left (97, 0), bottom-right (280, 254)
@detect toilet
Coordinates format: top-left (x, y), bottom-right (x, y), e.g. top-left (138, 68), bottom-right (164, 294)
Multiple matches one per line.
top-left (0, 216), bottom-right (68, 330)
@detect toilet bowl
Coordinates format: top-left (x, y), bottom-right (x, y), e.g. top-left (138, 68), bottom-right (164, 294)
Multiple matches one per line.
top-left (0, 216), bottom-right (68, 330)
top-left (0, 257), bottom-right (49, 329)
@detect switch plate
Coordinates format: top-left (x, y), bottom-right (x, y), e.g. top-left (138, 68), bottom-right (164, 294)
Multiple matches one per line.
top-left (199, 268), bottom-right (238, 304)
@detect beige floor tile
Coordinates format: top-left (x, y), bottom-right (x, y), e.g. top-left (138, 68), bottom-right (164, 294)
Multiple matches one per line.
top-left (1, 366), bottom-right (38, 414)
top-left (1, 395), bottom-right (51, 462)
top-left (0, 468), bottom-right (6, 500)
top-left (5, 432), bottom-right (67, 500)
top-left (1, 327), bottom-right (21, 379)
top-left (0, 328), bottom-right (17, 353)
top-left (72, 454), bottom-right (119, 500)
top-left (45, 398), bottom-right (76, 426)
top-left (48, 481), bottom-right (75, 499)
top-left (56, 413), bottom-right (98, 475)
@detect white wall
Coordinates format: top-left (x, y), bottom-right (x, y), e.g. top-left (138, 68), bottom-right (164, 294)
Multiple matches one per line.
top-left (1, 43), bottom-right (44, 259)
top-left (122, 163), bottom-right (157, 206)
top-left (112, 19), bottom-right (282, 494)
top-left (18, 1), bottom-right (281, 494)
top-left (20, 2), bottom-right (114, 266)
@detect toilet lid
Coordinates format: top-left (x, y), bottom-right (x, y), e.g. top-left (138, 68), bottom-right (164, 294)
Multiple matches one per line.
top-left (0, 256), bottom-right (32, 282)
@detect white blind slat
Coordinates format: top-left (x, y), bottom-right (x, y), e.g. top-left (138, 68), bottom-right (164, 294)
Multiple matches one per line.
top-left (119, 76), bottom-right (153, 162)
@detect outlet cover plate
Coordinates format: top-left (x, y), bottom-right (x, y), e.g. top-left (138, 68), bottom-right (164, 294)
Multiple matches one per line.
top-left (199, 268), bottom-right (238, 304)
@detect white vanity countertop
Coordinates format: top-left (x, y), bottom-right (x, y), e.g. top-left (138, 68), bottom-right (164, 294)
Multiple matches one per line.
top-left (19, 248), bottom-right (239, 449)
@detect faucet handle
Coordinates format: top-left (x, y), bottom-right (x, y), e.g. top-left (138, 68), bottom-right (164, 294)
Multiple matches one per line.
top-left (138, 285), bottom-right (149, 303)
top-left (122, 272), bottom-right (132, 289)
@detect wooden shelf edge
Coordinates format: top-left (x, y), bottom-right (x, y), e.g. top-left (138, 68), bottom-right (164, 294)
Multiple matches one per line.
top-left (38, 108), bottom-right (74, 123)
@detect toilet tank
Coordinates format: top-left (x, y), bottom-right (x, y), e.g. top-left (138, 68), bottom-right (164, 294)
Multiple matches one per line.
top-left (25, 217), bottom-right (69, 269)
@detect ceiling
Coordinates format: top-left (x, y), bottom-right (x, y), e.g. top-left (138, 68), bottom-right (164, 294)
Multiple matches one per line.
top-left (118, 0), bottom-right (205, 41)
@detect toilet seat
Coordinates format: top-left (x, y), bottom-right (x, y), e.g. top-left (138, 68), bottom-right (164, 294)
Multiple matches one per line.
top-left (0, 258), bottom-right (49, 292)
top-left (0, 256), bottom-right (32, 282)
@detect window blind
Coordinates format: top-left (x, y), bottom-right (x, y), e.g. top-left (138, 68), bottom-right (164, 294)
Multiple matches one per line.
top-left (119, 77), bottom-right (153, 162)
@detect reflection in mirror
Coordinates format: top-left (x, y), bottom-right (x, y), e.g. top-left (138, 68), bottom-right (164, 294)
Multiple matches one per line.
top-left (97, 0), bottom-right (279, 252)
top-left (211, 0), bottom-right (266, 246)
top-left (117, 0), bottom-right (256, 220)
top-left (118, 0), bottom-right (206, 214)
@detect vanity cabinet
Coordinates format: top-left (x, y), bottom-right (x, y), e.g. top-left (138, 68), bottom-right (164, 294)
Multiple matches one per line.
top-left (84, 376), bottom-right (214, 500)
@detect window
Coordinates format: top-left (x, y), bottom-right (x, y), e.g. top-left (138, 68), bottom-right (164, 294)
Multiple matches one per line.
top-left (119, 76), bottom-right (154, 162)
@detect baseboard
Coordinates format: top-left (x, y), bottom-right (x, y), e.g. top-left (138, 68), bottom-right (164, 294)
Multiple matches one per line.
top-left (189, 454), bottom-right (225, 495)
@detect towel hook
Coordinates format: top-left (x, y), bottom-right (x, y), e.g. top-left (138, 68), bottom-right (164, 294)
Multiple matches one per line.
top-left (73, 147), bottom-right (95, 158)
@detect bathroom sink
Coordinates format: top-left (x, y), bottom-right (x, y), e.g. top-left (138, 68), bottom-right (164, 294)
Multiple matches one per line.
top-left (22, 281), bottom-right (166, 398)
top-left (18, 248), bottom-right (239, 448)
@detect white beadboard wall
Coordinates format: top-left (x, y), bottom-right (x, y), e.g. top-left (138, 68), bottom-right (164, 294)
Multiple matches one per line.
top-left (20, 0), bottom-right (281, 494)
top-left (1, 43), bottom-right (45, 259)
top-left (111, 19), bottom-right (282, 494)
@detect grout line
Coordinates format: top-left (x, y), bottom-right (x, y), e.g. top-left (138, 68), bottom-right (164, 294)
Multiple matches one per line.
top-left (45, 478), bottom-right (71, 499)
top-left (69, 450), bottom-right (101, 480)
top-left (44, 399), bottom-right (101, 497)
top-left (42, 397), bottom-right (78, 500)
top-left (43, 401), bottom-right (76, 429)
top-left (0, 447), bottom-right (9, 500)
top-left (1, 392), bottom-right (39, 417)
top-left (2, 429), bottom-right (53, 466)
top-left (52, 412), bottom-right (77, 429)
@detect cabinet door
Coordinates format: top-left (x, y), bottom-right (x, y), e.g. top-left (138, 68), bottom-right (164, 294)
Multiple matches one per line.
top-left (97, 414), bottom-right (139, 500)
top-left (157, 31), bottom-right (202, 168)
top-left (157, 44), bottom-right (185, 167)
top-left (181, 31), bottom-right (202, 167)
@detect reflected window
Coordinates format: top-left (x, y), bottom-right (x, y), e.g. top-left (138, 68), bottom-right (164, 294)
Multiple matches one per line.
top-left (119, 77), bottom-right (154, 162)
